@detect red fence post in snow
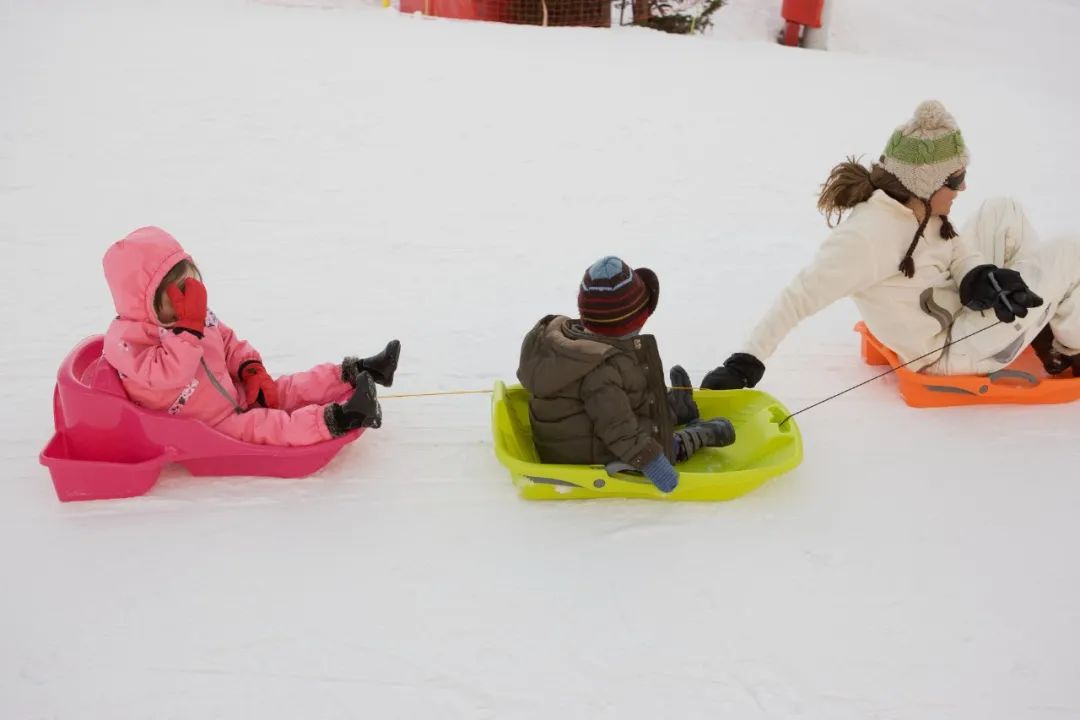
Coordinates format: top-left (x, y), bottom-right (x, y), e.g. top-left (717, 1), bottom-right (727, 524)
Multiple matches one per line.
top-left (780, 0), bottom-right (825, 47)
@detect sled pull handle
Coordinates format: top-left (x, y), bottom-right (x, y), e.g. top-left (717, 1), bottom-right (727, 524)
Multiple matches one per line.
top-left (987, 369), bottom-right (1040, 387)
top-left (605, 461), bottom-right (643, 477)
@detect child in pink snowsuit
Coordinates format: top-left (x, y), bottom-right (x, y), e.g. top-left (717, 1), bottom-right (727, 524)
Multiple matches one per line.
top-left (102, 226), bottom-right (399, 446)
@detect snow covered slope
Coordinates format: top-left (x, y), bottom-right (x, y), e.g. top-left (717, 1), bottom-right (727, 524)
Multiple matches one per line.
top-left (2, 0), bottom-right (1079, 717)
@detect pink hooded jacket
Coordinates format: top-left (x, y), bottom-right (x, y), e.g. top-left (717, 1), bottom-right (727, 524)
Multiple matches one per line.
top-left (103, 227), bottom-right (261, 425)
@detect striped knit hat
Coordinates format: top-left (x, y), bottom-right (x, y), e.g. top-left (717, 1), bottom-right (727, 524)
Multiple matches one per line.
top-left (881, 100), bottom-right (970, 277)
top-left (578, 256), bottom-right (659, 336)
top-left (881, 99), bottom-right (969, 200)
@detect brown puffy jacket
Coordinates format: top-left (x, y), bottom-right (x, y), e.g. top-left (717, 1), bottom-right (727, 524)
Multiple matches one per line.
top-left (516, 315), bottom-right (674, 468)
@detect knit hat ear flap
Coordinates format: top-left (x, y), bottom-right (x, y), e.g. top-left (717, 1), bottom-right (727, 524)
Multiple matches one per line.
top-left (636, 267), bottom-right (660, 315)
top-left (898, 199), bottom-right (932, 278)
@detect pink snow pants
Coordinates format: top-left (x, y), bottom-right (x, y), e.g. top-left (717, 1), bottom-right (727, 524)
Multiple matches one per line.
top-left (213, 363), bottom-right (353, 446)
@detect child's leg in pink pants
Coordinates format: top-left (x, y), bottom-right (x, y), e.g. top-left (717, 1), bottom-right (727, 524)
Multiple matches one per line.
top-left (213, 404), bottom-right (332, 446)
top-left (274, 362), bottom-right (353, 411)
top-left (212, 363), bottom-right (354, 447)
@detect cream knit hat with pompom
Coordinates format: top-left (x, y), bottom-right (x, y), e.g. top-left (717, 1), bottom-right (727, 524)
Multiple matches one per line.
top-left (881, 100), bottom-right (970, 199)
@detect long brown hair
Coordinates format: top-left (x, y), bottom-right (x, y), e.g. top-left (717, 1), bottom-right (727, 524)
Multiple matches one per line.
top-left (153, 259), bottom-right (202, 318)
top-left (816, 156), bottom-right (957, 278)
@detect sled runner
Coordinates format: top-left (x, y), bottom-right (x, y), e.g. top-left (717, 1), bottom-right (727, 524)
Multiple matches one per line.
top-left (40, 336), bottom-right (362, 501)
top-left (855, 321), bottom-right (1080, 408)
top-left (491, 381), bottom-right (803, 501)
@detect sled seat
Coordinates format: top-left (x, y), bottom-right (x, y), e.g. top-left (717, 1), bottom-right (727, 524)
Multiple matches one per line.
top-left (855, 321), bottom-right (1080, 408)
top-left (491, 380), bottom-right (803, 501)
top-left (40, 336), bottom-right (361, 501)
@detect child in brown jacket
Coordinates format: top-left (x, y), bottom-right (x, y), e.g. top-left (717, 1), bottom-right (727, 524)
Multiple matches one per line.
top-left (517, 256), bottom-right (735, 493)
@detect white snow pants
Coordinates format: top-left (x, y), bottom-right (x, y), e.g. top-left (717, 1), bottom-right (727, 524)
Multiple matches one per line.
top-left (928, 197), bottom-right (1080, 375)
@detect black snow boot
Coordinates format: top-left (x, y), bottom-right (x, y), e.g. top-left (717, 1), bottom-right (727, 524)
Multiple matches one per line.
top-left (1031, 325), bottom-right (1075, 376)
top-left (668, 365), bottom-right (700, 425)
top-left (673, 417), bottom-right (736, 462)
top-left (343, 339), bottom-right (401, 388)
top-left (325, 371), bottom-right (382, 435)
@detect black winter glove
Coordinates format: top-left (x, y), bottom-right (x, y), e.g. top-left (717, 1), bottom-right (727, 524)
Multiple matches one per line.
top-left (959, 264), bottom-right (1044, 324)
top-left (701, 353), bottom-right (765, 390)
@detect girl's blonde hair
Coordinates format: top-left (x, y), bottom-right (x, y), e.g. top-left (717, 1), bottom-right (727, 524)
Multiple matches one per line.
top-left (153, 259), bottom-right (202, 318)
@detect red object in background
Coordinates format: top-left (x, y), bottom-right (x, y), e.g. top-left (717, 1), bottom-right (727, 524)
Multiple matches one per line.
top-left (782, 0), bottom-right (823, 27)
top-left (399, 0), bottom-right (506, 20)
top-left (780, 0), bottom-right (824, 46)
top-left (398, 0), bottom-right (609, 27)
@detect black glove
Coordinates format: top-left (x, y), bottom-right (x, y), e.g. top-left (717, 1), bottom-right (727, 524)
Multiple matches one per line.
top-left (701, 353), bottom-right (765, 390)
top-left (960, 265), bottom-right (1044, 323)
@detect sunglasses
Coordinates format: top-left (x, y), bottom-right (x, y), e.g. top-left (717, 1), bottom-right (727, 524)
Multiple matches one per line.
top-left (944, 170), bottom-right (966, 191)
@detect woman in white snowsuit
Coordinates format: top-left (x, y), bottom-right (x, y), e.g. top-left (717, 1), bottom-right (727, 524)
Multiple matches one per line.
top-left (701, 100), bottom-right (1080, 390)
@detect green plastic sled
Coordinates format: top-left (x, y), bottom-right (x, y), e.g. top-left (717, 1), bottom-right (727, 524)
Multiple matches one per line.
top-left (491, 381), bottom-right (803, 501)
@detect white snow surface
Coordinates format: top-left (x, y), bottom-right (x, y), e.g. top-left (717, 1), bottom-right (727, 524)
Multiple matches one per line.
top-left (3, 0), bottom-right (1080, 717)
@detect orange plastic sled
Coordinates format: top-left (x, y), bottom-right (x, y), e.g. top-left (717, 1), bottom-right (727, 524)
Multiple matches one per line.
top-left (854, 321), bottom-right (1080, 408)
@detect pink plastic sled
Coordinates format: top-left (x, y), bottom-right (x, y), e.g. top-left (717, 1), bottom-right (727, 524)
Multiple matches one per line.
top-left (40, 336), bottom-right (363, 502)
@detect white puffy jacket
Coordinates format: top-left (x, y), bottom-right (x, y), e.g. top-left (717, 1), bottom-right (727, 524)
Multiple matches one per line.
top-left (741, 190), bottom-right (985, 368)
